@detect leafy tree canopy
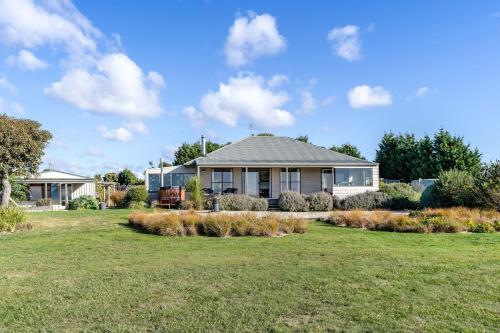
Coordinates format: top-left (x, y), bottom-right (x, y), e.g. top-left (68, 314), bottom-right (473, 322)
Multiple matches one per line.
top-left (296, 135), bottom-right (309, 143)
top-left (159, 161), bottom-right (172, 167)
top-left (103, 172), bottom-right (118, 183)
top-left (375, 128), bottom-right (482, 182)
top-left (0, 114), bottom-right (52, 206)
top-left (117, 169), bottom-right (138, 185)
top-left (330, 143), bottom-right (365, 160)
top-left (173, 140), bottom-right (226, 165)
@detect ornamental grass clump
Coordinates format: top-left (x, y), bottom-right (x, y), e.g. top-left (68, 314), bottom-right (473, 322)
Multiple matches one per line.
top-left (128, 212), bottom-right (309, 237)
top-left (328, 207), bottom-right (500, 233)
top-left (0, 206), bottom-right (27, 232)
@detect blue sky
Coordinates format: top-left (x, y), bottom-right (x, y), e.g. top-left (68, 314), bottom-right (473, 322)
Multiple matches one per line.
top-left (0, 0), bottom-right (499, 177)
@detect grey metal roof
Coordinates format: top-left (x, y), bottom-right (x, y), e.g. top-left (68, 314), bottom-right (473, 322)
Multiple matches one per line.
top-left (186, 136), bottom-right (376, 166)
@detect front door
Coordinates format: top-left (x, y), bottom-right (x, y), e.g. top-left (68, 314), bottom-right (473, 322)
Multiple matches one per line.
top-left (243, 168), bottom-right (271, 198)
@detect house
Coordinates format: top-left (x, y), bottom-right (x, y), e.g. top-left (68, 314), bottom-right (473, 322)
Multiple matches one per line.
top-left (18, 169), bottom-right (96, 206)
top-left (145, 135), bottom-right (379, 202)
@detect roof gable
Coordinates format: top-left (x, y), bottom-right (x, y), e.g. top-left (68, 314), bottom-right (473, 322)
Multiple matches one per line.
top-left (26, 169), bottom-right (93, 181)
top-left (187, 136), bottom-right (375, 166)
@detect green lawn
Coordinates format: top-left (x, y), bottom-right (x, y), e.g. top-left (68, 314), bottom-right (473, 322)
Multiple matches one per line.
top-left (0, 210), bottom-right (499, 332)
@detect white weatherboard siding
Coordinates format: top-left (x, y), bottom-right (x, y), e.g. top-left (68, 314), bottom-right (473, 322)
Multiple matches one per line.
top-left (301, 168), bottom-right (322, 195)
top-left (72, 183), bottom-right (96, 198)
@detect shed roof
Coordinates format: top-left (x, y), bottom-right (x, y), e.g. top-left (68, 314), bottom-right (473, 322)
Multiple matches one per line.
top-left (18, 169), bottom-right (94, 183)
top-left (186, 136), bottom-right (376, 166)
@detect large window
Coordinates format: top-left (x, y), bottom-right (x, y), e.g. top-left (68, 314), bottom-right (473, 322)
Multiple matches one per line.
top-left (212, 168), bottom-right (233, 194)
top-left (334, 168), bottom-right (373, 187)
top-left (172, 173), bottom-right (194, 187)
top-left (148, 173), bottom-right (194, 191)
top-left (321, 169), bottom-right (333, 192)
top-left (148, 174), bottom-right (160, 192)
top-left (280, 168), bottom-right (301, 193)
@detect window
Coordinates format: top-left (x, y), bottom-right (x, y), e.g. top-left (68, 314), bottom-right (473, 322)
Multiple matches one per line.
top-left (149, 173), bottom-right (193, 191)
top-left (172, 173), bottom-right (194, 187)
top-left (212, 168), bottom-right (233, 194)
top-left (280, 168), bottom-right (301, 193)
top-left (334, 168), bottom-right (373, 187)
top-left (148, 174), bottom-right (160, 192)
top-left (321, 169), bottom-right (333, 192)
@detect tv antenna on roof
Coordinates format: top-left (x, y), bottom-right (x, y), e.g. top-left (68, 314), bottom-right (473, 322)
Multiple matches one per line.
top-left (248, 123), bottom-right (254, 136)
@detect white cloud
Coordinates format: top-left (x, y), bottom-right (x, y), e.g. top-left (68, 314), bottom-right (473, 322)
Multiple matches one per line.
top-left (200, 73), bottom-right (294, 128)
top-left (0, 75), bottom-right (15, 92)
top-left (0, 97), bottom-right (25, 115)
top-left (415, 86), bottom-right (437, 97)
top-left (162, 144), bottom-right (178, 161)
top-left (45, 53), bottom-right (164, 118)
top-left (267, 74), bottom-right (288, 88)
top-left (298, 90), bottom-right (317, 114)
top-left (327, 25), bottom-right (361, 61)
top-left (321, 96), bottom-right (336, 107)
top-left (10, 101), bottom-right (25, 114)
top-left (225, 12), bottom-right (286, 67)
top-left (0, 0), bottom-right (100, 55)
top-left (348, 85), bottom-right (392, 109)
top-left (85, 147), bottom-right (104, 157)
top-left (123, 121), bottom-right (148, 134)
top-left (0, 1), bottom-right (166, 121)
top-left (98, 125), bottom-right (133, 142)
top-left (183, 106), bottom-right (204, 128)
top-left (6, 49), bottom-right (48, 70)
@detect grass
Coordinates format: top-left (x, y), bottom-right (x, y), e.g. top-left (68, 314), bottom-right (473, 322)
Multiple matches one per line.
top-left (0, 209), bottom-right (499, 332)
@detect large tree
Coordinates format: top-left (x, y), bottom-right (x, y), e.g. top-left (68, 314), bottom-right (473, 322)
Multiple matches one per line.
top-left (0, 114), bottom-right (52, 207)
top-left (118, 169), bottom-right (138, 185)
top-left (173, 140), bottom-right (226, 165)
top-left (330, 143), bottom-right (365, 160)
top-left (375, 132), bottom-right (418, 183)
top-left (103, 172), bottom-right (118, 183)
top-left (375, 129), bottom-right (482, 182)
top-left (432, 128), bottom-right (482, 176)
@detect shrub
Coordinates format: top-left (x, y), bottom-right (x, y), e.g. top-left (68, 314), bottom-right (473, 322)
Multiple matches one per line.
top-left (476, 161), bottom-right (500, 210)
top-left (67, 195), bottom-right (99, 210)
top-left (341, 191), bottom-right (391, 210)
top-left (420, 170), bottom-right (477, 208)
top-left (124, 186), bottom-right (148, 206)
top-left (380, 182), bottom-right (421, 210)
top-left (203, 197), bottom-right (214, 210)
top-left (218, 194), bottom-right (268, 211)
top-left (179, 200), bottom-right (195, 210)
top-left (149, 200), bottom-right (159, 208)
top-left (252, 198), bottom-right (269, 211)
top-left (128, 201), bottom-right (147, 209)
top-left (332, 195), bottom-right (342, 210)
top-left (186, 176), bottom-right (203, 210)
top-left (307, 192), bottom-right (333, 211)
top-left (0, 207), bottom-right (27, 232)
top-left (110, 190), bottom-right (126, 207)
top-left (279, 191), bottom-right (309, 212)
top-left (35, 198), bottom-right (52, 207)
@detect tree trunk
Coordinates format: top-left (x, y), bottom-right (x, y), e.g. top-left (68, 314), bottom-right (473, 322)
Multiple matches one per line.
top-left (1, 175), bottom-right (11, 208)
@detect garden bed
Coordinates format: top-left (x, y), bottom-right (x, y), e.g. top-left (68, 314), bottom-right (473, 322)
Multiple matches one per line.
top-left (327, 208), bottom-right (500, 233)
top-left (129, 211), bottom-right (308, 237)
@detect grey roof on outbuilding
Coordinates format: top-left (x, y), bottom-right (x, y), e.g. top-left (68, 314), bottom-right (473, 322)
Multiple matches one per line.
top-left (186, 136), bottom-right (377, 167)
